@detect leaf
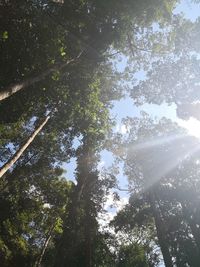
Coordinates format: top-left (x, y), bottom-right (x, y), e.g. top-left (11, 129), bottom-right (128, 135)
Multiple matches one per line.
top-left (2, 31), bottom-right (8, 40)
top-left (51, 71), bottom-right (60, 81)
top-left (60, 47), bottom-right (66, 57)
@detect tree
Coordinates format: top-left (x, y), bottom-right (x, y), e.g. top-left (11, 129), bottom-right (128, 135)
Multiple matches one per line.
top-left (117, 243), bottom-right (149, 267)
top-left (129, 17), bottom-right (200, 120)
top-left (0, 166), bottom-right (72, 267)
top-left (0, 1), bottom-right (189, 266)
top-left (0, 116), bottom-right (50, 178)
top-left (111, 114), bottom-right (200, 266)
top-left (0, 55), bottom-right (81, 102)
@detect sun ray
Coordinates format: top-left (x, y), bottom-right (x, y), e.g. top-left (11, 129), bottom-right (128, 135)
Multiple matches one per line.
top-left (127, 135), bottom-right (200, 193)
top-left (143, 142), bottom-right (200, 191)
top-left (128, 133), bottom-right (187, 152)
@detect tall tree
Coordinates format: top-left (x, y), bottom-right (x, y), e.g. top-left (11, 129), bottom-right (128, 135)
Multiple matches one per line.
top-left (0, 116), bottom-right (50, 178)
top-left (111, 114), bottom-right (200, 266)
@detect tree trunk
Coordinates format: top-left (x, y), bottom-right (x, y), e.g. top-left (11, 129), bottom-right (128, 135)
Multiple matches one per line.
top-left (35, 222), bottom-right (56, 267)
top-left (53, 179), bottom-right (85, 267)
top-left (181, 202), bottom-right (200, 252)
top-left (85, 224), bottom-right (92, 267)
top-left (0, 116), bottom-right (50, 178)
top-left (149, 191), bottom-right (173, 267)
top-left (85, 194), bottom-right (92, 267)
top-left (54, 150), bottom-right (92, 267)
top-left (0, 52), bottom-right (82, 101)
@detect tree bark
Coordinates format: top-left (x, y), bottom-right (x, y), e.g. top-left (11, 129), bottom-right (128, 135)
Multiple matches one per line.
top-left (35, 222), bottom-right (56, 267)
top-left (149, 191), bottom-right (173, 267)
top-left (0, 116), bottom-right (50, 178)
top-left (53, 179), bottom-right (85, 267)
top-left (181, 202), bottom-right (200, 252)
top-left (0, 52), bottom-right (82, 102)
top-left (84, 191), bottom-right (92, 267)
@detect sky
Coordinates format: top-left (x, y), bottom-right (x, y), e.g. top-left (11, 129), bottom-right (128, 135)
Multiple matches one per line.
top-left (108, 1), bottom-right (200, 265)
top-left (63, 0), bottom-right (200, 192)
top-left (63, 0), bottom-right (200, 232)
top-left (61, 1), bottom-right (200, 264)
top-left (51, 2), bottom-right (200, 266)
top-left (102, 0), bottom-right (200, 201)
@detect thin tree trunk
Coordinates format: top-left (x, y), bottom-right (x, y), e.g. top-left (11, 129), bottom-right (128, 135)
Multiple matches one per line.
top-left (0, 52), bottom-right (82, 101)
top-left (35, 222), bottom-right (56, 267)
top-left (149, 191), bottom-right (173, 267)
top-left (0, 116), bottom-right (50, 178)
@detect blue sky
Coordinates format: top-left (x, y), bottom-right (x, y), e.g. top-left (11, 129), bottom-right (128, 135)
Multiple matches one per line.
top-left (63, 0), bottom-right (200, 210)
top-left (174, 0), bottom-right (200, 21)
top-left (64, 0), bottom-right (200, 181)
top-left (61, 1), bottom-right (200, 265)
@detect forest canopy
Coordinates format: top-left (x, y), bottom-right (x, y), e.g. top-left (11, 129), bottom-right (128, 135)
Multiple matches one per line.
top-left (1, 0), bottom-right (200, 266)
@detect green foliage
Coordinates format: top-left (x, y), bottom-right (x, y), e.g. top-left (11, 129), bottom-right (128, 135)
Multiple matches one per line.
top-left (1, 0), bottom-right (197, 267)
top-left (111, 114), bottom-right (200, 266)
top-left (2, 31), bottom-right (8, 40)
top-left (117, 243), bottom-right (149, 267)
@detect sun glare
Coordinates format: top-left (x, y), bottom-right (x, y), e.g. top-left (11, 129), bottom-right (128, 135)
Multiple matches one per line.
top-left (177, 117), bottom-right (200, 139)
